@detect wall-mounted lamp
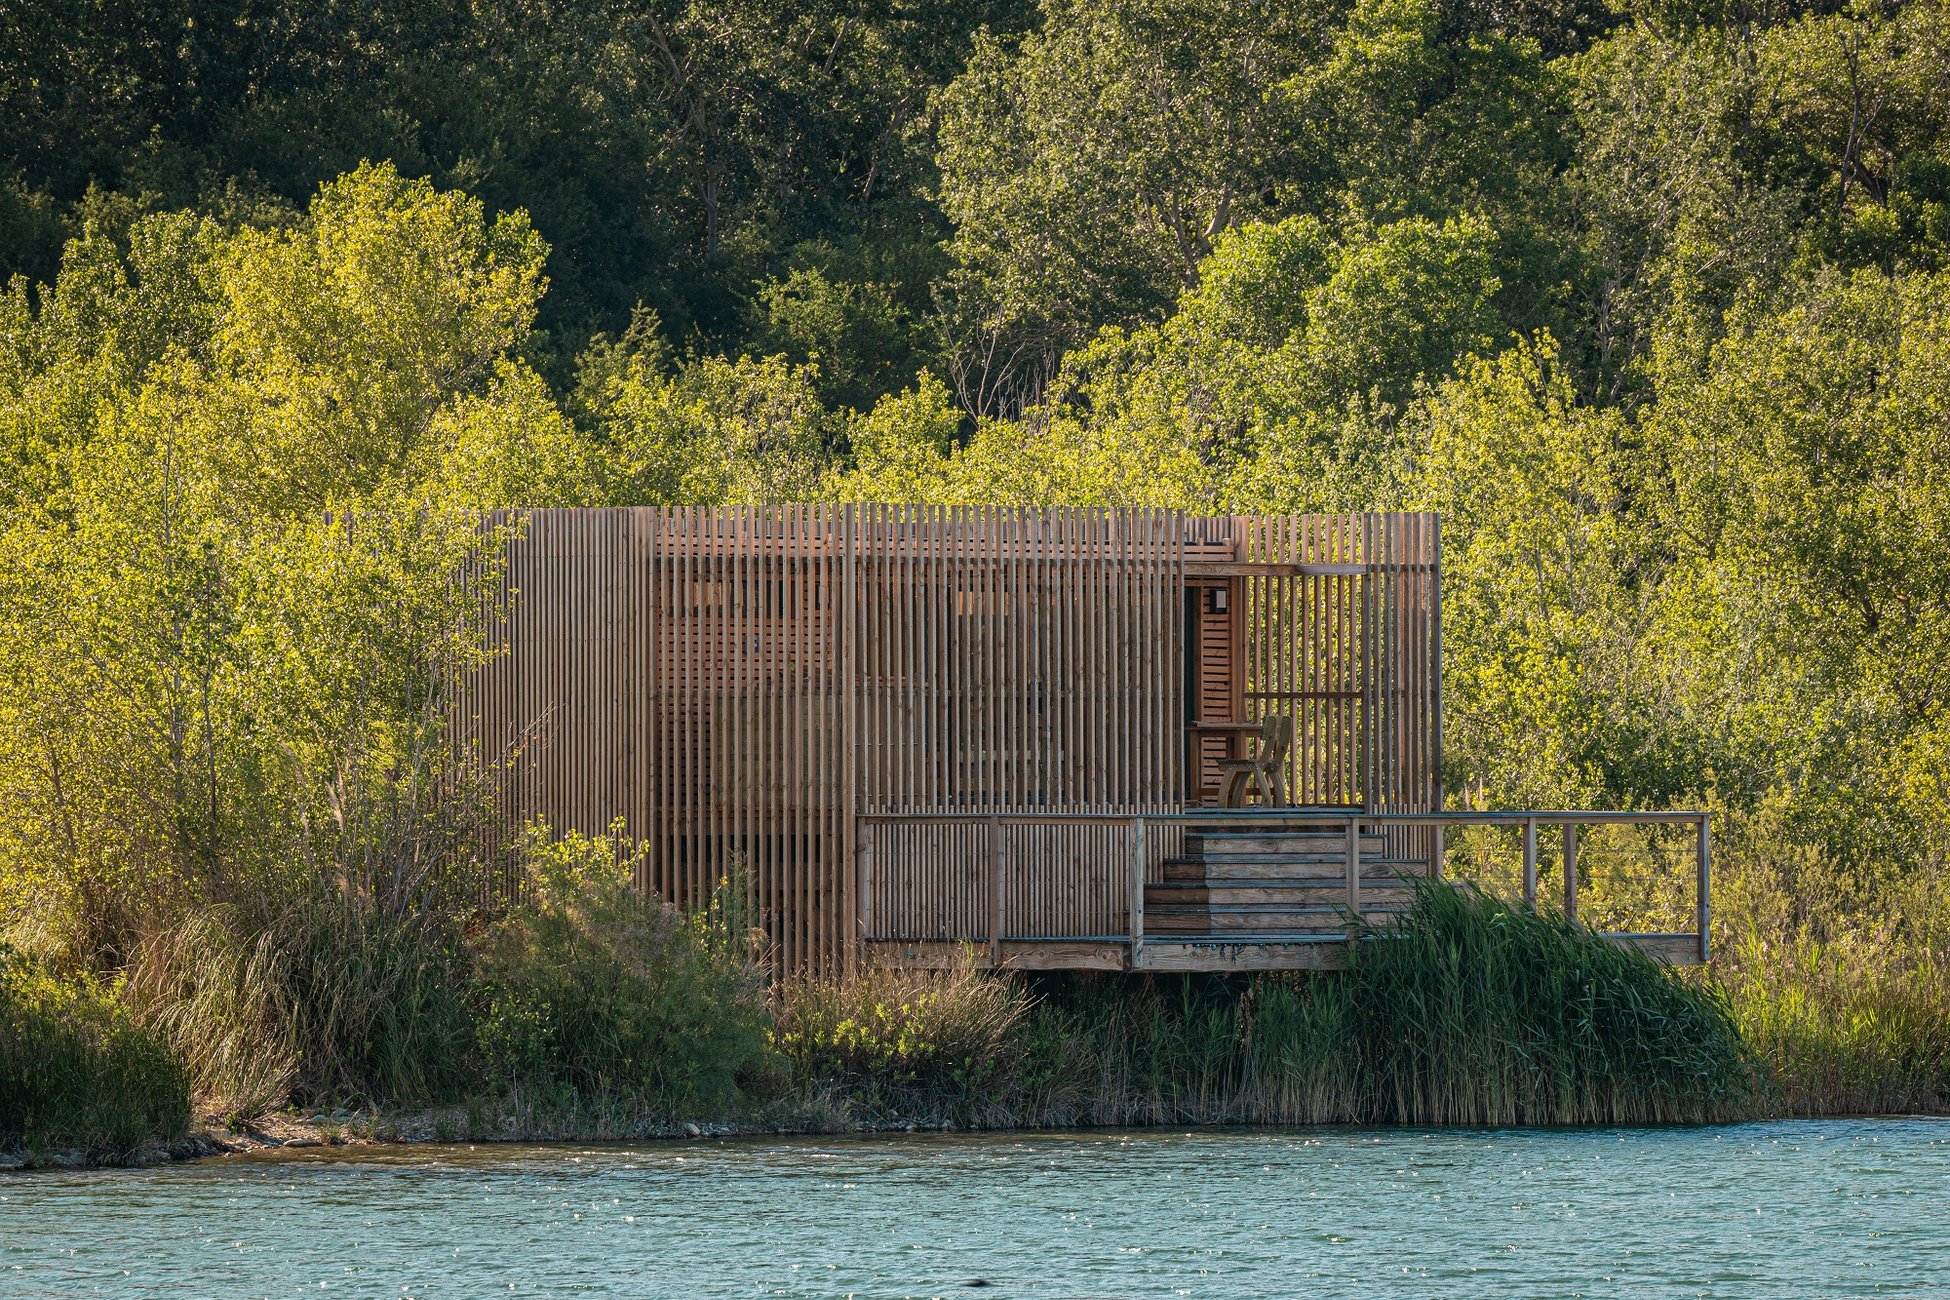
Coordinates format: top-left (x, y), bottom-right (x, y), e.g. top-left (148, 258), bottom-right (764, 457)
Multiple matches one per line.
top-left (1208, 587), bottom-right (1229, 614)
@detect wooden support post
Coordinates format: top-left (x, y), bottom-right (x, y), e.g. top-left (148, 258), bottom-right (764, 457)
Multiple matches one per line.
top-left (988, 813), bottom-right (1003, 969)
top-left (858, 822), bottom-right (875, 950)
top-left (841, 507), bottom-right (859, 974)
top-left (1346, 816), bottom-right (1363, 919)
top-left (1561, 823), bottom-right (1578, 924)
top-left (1128, 817), bottom-right (1146, 966)
top-left (1432, 825), bottom-right (1445, 880)
top-left (1522, 817), bottom-right (1537, 905)
top-left (1696, 815), bottom-right (1712, 964)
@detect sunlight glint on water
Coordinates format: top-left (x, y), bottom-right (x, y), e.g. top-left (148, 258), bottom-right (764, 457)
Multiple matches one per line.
top-left (2, 1120), bottom-right (1946, 1297)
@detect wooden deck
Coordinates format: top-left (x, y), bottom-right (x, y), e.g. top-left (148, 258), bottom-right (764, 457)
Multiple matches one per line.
top-left (860, 809), bottom-right (1712, 970)
top-left (454, 506), bottom-right (1711, 974)
top-left (868, 932), bottom-right (1708, 972)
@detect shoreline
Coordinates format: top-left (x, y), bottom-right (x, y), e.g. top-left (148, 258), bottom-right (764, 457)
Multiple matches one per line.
top-left (7, 1107), bottom-right (1946, 1173)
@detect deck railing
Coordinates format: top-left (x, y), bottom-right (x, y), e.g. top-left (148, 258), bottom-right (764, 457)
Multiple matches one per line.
top-left (856, 808), bottom-right (1711, 968)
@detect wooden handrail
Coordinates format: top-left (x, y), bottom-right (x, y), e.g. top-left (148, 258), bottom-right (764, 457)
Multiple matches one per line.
top-left (859, 808), bottom-right (1713, 959)
top-left (858, 809), bottom-right (1709, 826)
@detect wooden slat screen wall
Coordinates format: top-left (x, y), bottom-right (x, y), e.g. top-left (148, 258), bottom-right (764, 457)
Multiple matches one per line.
top-left (1237, 511), bottom-right (1442, 847)
top-left (456, 507), bottom-right (1438, 969)
top-left (1364, 513), bottom-right (1443, 863)
top-left (454, 507), bottom-right (850, 969)
top-left (648, 506), bottom-right (851, 972)
top-left (456, 509), bottom-right (650, 897)
top-left (857, 507), bottom-right (1185, 943)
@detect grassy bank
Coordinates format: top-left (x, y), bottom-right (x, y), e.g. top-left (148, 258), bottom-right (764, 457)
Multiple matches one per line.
top-left (778, 881), bottom-right (1759, 1129)
top-left (4, 868), bottom-right (1782, 1161)
top-left (10, 823), bottom-right (1950, 1162)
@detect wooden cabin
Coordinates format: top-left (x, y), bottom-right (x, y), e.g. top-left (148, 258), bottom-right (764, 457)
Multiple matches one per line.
top-left (457, 507), bottom-right (1708, 973)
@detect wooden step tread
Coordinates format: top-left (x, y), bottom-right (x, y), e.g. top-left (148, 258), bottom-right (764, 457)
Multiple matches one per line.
top-left (1167, 854), bottom-right (1397, 869)
top-left (1141, 934), bottom-right (1348, 946)
top-left (1138, 904), bottom-right (1404, 923)
top-left (1187, 829), bottom-right (1387, 839)
top-left (1146, 883), bottom-right (1413, 904)
top-left (1162, 853), bottom-right (1425, 867)
top-left (1177, 834), bottom-right (1396, 845)
top-left (1186, 838), bottom-right (1388, 855)
top-left (1147, 876), bottom-right (1416, 889)
top-left (1147, 921), bottom-right (1403, 936)
top-left (1160, 859), bottom-right (1427, 881)
top-left (1148, 900), bottom-right (1409, 915)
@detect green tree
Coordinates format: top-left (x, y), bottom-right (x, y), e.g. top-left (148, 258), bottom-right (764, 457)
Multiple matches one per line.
top-left (1642, 267), bottom-right (1950, 865)
top-left (0, 165), bottom-right (576, 962)
top-left (592, 349), bottom-right (833, 505)
top-left (1402, 337), bottom-right (1677, 807)
top-left (933, 0), bottom-right (1334, 413)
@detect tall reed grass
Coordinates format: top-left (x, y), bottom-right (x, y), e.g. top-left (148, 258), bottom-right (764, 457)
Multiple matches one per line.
top-left (128, 897), bottom-right (474, 1116)
top-left (1726, 938), bottom-right (1950, 1114)
top-left (1347, 879), bottom-right (1757, 1124)
top-left (777, 880), bottom-right (1762, 1128)
top-left (1709, 815), bottom-right (1950, 1115)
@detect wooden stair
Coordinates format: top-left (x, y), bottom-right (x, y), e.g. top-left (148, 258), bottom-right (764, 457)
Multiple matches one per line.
top-left (1142, 827), bottom-right (1426, 938)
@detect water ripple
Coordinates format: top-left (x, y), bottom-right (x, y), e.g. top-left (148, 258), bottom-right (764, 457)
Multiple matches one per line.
top-left (1, 1120), bottom-right (1946, 1297)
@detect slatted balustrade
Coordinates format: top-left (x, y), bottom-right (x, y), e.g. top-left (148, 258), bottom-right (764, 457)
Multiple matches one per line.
top-left (859, 809), bottom-right (1711, 971)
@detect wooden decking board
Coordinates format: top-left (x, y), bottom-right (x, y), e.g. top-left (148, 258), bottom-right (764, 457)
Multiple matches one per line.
top-left (1186, 835), bottom-right (1388, 846)
top-left (1158, 859), bottom-right (1424, 882)
top-left (864, 927), bottom-right (1704, 971)
top-left (1606, 933), bottom-right (1706, 965)
top-left (1161, 854), bottom-right (1419, 873)
top-left (1147, 885), bottom-right (1415, 907)
top-left (1137, 939), bottom-right (1353, 972)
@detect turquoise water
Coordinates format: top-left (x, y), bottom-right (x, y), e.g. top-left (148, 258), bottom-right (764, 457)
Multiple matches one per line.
top-left (3, 1121), bottom-right (1946, 1297)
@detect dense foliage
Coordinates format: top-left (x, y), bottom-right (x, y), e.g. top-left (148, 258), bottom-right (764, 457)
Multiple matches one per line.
top-left (0, 947), bottom-right (189, 1157)
top-left (3, 0), bottom-right (1947, 1127)
top-left (472, 830), bottom-right (773, 1106)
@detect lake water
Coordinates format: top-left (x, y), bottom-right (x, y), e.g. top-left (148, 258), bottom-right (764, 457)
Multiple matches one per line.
top-left (3, 1120), bottom-right (1946, 1297)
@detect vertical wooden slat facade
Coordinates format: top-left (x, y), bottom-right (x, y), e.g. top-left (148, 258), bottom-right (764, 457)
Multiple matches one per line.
top-left (454, 507), bottom-right (1441, 971)
top-left (850, 508), bottom-right (1186, 946)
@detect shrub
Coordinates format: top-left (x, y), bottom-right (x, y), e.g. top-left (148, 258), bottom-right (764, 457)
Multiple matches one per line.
top-left (470, 829), bottom-right (774, 1110)
top-left (0, 946), bottom-right (190, 1158)
top-left (774, 950), bottom-right (1029, 1120)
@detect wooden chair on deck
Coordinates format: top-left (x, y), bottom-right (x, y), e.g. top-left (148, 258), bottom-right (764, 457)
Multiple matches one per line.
top-left (1218, 715), bottom-right (1293, 807)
